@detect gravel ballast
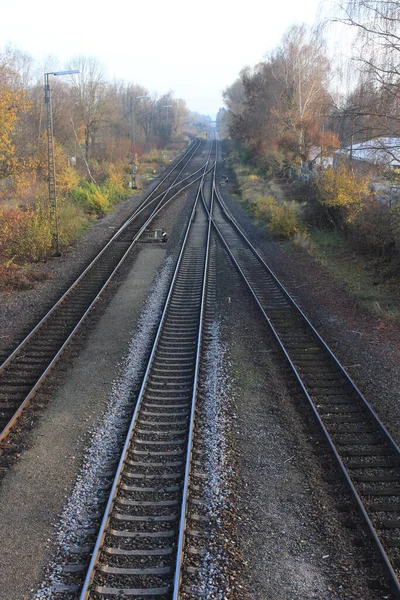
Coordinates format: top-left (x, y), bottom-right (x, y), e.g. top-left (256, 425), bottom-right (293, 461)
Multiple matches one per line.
top-left (32, 253), bottom-right (175, 599)
top-left (215, 236), bottom-right (393, 599)
top-left (183, 319), bottom-right (240, 599)
top-left (216, 157), bottom-right (400, 450)
top-left (1, 143), bottom-right (399, 598)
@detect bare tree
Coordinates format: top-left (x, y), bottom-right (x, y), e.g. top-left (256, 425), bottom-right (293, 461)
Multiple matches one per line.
top-left (223, 72), bottom-right (247, 117)
top-left (334, 1), bottom-right (400, 141)
top-left (67, 56), bottom-right (110, 162)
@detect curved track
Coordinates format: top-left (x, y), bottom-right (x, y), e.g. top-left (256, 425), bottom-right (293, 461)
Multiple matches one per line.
top-left (211, 147), bottom-right (400, 597)
top-left (0, 139), bottom-right (205, 443)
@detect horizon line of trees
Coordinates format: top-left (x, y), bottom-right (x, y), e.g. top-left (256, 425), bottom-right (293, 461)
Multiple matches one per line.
top-left (0, 46), bottom-right (211, 191)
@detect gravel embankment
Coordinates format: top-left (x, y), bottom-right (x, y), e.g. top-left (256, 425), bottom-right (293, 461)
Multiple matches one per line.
top-left (216, 247), bottom-right (392, 598)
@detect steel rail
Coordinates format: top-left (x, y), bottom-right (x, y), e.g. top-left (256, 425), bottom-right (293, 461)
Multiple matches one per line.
top-left (79, 139), bottom-right (216, 599)
top-left (109, 138), bottom-right (206, 243)
top-left (213, 180), bottom-right (400, 456)
top-left (0, 138), bottom-right (201, 376)
top-left (211, 160), bottom-right (400, 596)
top-left (0, 163), bottom-right (211, 444)
top-left (0, 140), bottom-right (207, 442)
top-left (134, 138), bottom-right (201, 206)
top-left (172, 151), bottom-right (216, 600)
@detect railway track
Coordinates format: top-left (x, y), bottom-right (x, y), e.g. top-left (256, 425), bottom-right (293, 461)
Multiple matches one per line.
top-left (210, 151), bottom-right (400, 597)
top-left (74, 143), bottom-right (216, 599)
top-left (10, 135), bottom-right (400, 597)
top-left (0, 138), bottom-right (205, 444)
top-left (53, 140), bottom-right (400, 598)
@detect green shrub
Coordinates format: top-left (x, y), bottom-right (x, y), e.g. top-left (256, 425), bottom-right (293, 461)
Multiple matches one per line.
top-left (88, 188), bottom-right (110, 215)
top-left (70, 181), bottom-right (91, 205)
top-left (71, 182), bottom-right (111, 216)
top-left (58, 201), bottom-right (91, 247)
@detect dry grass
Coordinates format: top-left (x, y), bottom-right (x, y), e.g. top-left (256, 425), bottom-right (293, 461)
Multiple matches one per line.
top-left (232, 163), bottom-right (304, 238)
top-left (0, 263), bottom-right (51, 293)
top-left (302, 229), bottom-right (400, 321)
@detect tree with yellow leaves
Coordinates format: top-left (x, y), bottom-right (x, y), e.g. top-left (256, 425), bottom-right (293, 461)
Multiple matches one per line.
top-left (314, 164), bottom-right (371, 227)
top-left (0, 57), bottom-right (30, 179)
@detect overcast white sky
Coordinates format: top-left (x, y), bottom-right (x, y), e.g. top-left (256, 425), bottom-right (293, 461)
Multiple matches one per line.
top-left (0, 0), bottom-right (323, 117)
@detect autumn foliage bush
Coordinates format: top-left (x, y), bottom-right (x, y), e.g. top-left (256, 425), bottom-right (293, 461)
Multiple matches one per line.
top-left (252, 195), bottom-right (277, 220)
top-left (314, 165), bottom-right (371, 227)
top-left (105, 163), bottom-right (128, 197)
top-left (312, 164), bottom-right (400, 258)
top-left (0, 204), bottom-right (52, 262)
top-left (268, 200), bottom-right (304, 238)
top-left (0, 200), bottom-right (93, 291)
top-left (0, 264), bottom-right (46, 292)
top-left (0, 48), bottom-right (189, 292)
top-left (232, 162), bottom-right (304, 239)
top-left (141, 149), bottom-right (171, 167)
top-left (0, 129), bottom-right (178, 291)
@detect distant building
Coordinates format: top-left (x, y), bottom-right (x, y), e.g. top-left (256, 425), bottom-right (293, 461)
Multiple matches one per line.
top-left (334, 137), bottom-right (400, 204)
top-left (334, 137), bottom-right (400, 174)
